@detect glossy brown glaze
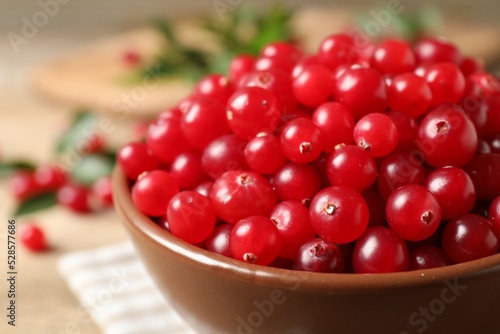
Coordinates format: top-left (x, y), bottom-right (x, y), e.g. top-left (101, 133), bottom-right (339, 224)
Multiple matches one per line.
top-left (113, 167), bottom-right (500, 334)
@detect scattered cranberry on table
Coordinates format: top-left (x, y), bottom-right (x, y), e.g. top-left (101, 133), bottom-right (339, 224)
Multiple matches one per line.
top-left (21, 224), bottom-right (47, 252)
top-left (119, 33), bottom-right (500, 274)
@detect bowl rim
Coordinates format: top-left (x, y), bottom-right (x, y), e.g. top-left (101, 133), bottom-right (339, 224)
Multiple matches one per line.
top-left (113, 166), bottom-right (500, 292)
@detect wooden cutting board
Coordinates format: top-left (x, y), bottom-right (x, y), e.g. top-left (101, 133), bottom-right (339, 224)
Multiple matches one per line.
top-left (33, 7), bottom-right (500, 117)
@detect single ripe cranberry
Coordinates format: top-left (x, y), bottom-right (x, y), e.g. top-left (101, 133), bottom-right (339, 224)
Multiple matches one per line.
top-left (194, 180), bottom-right (214, 198)
top-left (240, 69), bottom-right (297, 114)
top-left (193, 74), bottom-right (233, 104)
top-left (326, 144), bottom-right (377, 193)
top-left (442, 214), bottom-right (499, 263)
top-left (409, 245), bottom-right (452, 270)
top-left (201, 134), bottom-right (248, 180)
top-left (280, 118), bottom-right (323, 163)
top-left (230, 216), bottom-right (282, 266)
top-left (378, 153), bottom-right (425, 200)
top-left (385, 111), bottom-right (419, 153)
top-left (227, 86), bottom-right (283, 140)
top-left (424, 62), bottom-right (465, 105)
top-left (244, 133), bottom-right (286, 175)
top-left (414, 37), bottom-right (462, 65)
top-left (460, 56), bottom-right (484, 76)
top-left (309, 186), bottom-right (369, 244)
top-left (229, 54), bottom-right (256, 82)
top-left (333, 67), bottom-right (388, 119)
top-left (388, 73), bottom-right (432, 117)
top-left (386, 184), bottom-right (441, 241)
top-left (317, 33), bottom-right (357, 70)
top-left (122, 50), bottom-right (141, 66)
top-left (205, 224), bottom-right (233, 257)
top-left (21, 224), bottom-right (47, 252)
top-left (167, 191), bottom-right (216, 244)
top-left (270, 201), bottom-right (316, 259)
top-left (131, 170), bottom-right (179, 217)
top-left (57, 183), bottom-right (91, 213)
top-left (370, 39), bottom-right (416, 75)
top-left (9, 170), bottom-right (40, 201)
top-left (311, 102), bottom-right (355, 153)
top-left (424, 166), bottom-right (476, 220)
top-left (353, 113), bottom-right (398, 157)
top-left (210, 171), bottom-right (276, 224)
top-left (146, 118), bottom-right (192, 164)
top-left (34, 165), bottom-right (66, 191)
top-left (170, 152), bottom-right (208, 189)
top-left (181, 97), bottom-right (230, 150)
top-left (273, 163), bottom-right (321, 205)
top-left (464, 153), bottom-right (500, 201)
top-left (292, 64), bottom-right (334, 107)
top-left (463, 72), bottom-right (500, 100)
top-left (353, 226), bottom-right (409, 273)
top-left (92, 177), bottom-right (113, 207)
top-left (118, 142), bottom-right (159, 180)
top-left (489, 196), bottom-right (500, 238)
top-left (416, 105), bottom-right (477, 168)
top-left (293, 238), bottom-right (344, 273)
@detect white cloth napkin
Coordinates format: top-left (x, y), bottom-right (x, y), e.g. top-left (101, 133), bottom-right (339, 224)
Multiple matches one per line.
top-left (57, 242), bottom-right (197, 334)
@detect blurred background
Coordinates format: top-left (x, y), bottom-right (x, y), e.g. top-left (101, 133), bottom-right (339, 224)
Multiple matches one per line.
top-left (0, 1), bottom-right (499, 333)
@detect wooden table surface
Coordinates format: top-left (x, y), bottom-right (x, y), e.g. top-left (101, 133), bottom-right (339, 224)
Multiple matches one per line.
top-left (1, 6), bottom-right (500, 334)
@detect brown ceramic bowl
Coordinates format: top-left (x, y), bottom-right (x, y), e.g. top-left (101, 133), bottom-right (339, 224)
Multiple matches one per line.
top-left (113, 167), bottom-right (500, 334)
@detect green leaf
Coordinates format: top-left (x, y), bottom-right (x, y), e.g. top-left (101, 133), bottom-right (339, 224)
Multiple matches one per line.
top-left (13, 192), bottom-right (57, 217)
top-left (56, 111), bottom-right (100, 154)
top-left (143, 5), bottom-right (295, 82)
top-left (0, 161), bottom-right (36, 177)
top-left (70, 154), bottom-right (114, 186)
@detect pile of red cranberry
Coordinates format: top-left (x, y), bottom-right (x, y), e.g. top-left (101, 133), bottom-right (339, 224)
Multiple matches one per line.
top-left (118, 34), bottom-right (500, 274)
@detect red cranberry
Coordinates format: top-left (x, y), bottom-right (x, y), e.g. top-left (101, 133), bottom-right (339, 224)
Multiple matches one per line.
top-left (416, 105), bottom-right (477, 168)
top-left (386, 184), bottom-right (442, 241)
top-left (293, 238), bottom-right (344, 273)
top-left (131, 170), bottom-right (179, 217)
top-left (309, 186), bottom-right (369, 244)
top-left (424, 166), bottom-right (476, 220)
top-left (118, 142), bottom-right (159, 180)
top-left (442, 214), bottom-right (499, 263)
top-left (167, 191), bottom-right (216, 244)
top-left (311, 102), bottom-right (355, 153)
top-left (210, 171), bottom-right (276, 224)
top-left (230, 216), bottom-right (281, 266)
top-left (273, 163), bottom-right (321, 205)
top-left (227, 87), bottom-right (283, 140)
top-left (333, 67), bottom-right (388, 119)
top-left (270, 201), bottom-right (316, 259)
top-left (21, 224), bottom-right (47, 252)
top-left (370, 39), bottom-right (416, 75)
top-left (409, 245), bottom-right (452, 270)
top-left (353, 226), bottom-right (409, 273)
